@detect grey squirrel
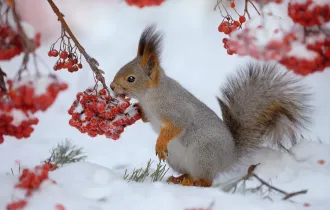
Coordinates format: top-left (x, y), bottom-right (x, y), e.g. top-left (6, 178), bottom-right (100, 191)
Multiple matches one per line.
top-left (110, 25), bottom-right (311, 187)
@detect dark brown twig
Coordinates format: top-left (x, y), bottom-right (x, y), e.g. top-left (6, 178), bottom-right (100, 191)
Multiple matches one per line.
top-left (246, 164), bottom-right (308, 200)
top-left (244, 0), bottom-right (251, 19)
top-left (248, 0), bottom-right (260, 16)
top-left (0, 67), bottom-right (7, 92)
top-left (46, 0), bottom-right (108, 91)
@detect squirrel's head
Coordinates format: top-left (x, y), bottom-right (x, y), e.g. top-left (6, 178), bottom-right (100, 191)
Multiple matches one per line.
top-left (110, 25), bottom-right (163, 98)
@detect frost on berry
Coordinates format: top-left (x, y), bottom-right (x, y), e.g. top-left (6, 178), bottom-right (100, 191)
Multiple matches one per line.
top-left (222, 13), bottom-right (330, 75)
top-left (0, 25), bottom-right (40, 61)
top-left (288, 0), bottom-right (330, 27)
top-left (125, 0), bottom-right (165, 8)
top-left (0, 109), bottom-right (39, 140)
top-left (0, 75), bottom-right (68, 143)
top-left (68, 87), bottom-right (141, 140)
top-left (224, 14), bottom-right (294, 58)
top-left (6, 163), bottom-right (56, 210)
top-left (5, 75), bottom-right (68, 113)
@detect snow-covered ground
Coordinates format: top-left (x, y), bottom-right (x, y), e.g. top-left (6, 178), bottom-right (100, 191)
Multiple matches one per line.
top-left (1, 0), bottom-right (330, 209)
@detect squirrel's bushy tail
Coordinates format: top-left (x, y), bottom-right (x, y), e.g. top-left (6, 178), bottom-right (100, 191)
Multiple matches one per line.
top-left (217, 62), bottom-right (312, 153)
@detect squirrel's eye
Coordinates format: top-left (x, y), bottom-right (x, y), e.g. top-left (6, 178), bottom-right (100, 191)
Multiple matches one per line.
top-left (127, 76), bottom-right (135, 83)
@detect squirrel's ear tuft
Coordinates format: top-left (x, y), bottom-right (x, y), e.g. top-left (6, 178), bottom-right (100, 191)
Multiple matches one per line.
top-left (137, 25), bottom-right (163, 71)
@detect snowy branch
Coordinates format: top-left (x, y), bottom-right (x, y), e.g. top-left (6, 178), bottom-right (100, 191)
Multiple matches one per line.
top-left (219, 163), bottom-right (308, 201)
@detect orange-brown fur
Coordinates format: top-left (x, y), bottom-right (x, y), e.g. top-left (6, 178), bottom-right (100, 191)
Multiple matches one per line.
top-left (156, 120), bottom-right (182, 160)
top-left (256, 102), bottom-right (295, 126)
top-left (166, 174), bottom-right (190, 184)
top-left (181, 177), bottom-right (212, 187)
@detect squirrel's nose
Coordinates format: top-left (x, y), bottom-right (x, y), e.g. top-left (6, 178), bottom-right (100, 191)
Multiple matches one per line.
top-left (110, 82), bottom-right (115, 91)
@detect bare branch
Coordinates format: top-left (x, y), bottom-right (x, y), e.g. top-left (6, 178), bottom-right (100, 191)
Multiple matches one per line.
top-left (0, 67), bottom-right (7, 92)
top-left (46, 0), bottom-right (108, 90)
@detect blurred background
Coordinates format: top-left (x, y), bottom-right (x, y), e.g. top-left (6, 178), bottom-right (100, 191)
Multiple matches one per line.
top-left (0, 0), bottom-right (329, 172)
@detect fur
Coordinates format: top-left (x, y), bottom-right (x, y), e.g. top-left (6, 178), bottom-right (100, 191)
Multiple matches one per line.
top-left (111, 26), bottom-right (312, 182)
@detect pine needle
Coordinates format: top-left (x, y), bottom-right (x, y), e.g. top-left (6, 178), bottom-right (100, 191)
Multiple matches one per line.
top-left (123, 159), bottom-right (169, 183)
top-left (44, 139), bottom-right (87, 166)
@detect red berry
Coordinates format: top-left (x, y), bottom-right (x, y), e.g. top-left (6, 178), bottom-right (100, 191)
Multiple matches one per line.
top-left (48, 49), bottom-right (59, 57)
top-left (230, 1), bottom-right (235, 8)
top-left (55, 204), bottom-right (66, 210)
top-left (60, 51), bottom-right (68, 60)
top-left (239, 16), bottom-right (246, 24)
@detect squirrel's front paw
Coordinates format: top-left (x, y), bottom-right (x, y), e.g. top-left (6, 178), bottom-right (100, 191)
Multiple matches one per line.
top-left (156, 141), bottom-right (168, 161)
top-left (133, 103), bottom-right (149, 123)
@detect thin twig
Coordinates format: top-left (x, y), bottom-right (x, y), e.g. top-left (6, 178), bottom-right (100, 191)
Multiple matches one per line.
top-left (252, 174), bottom-right (288, 194)
top-left (248, 0), bottom-right (260, 16)
top-left (282, 190), bottom-right (308, 200)
top-left (46, 0), bottom-right (108, 91)
top-left (0, 67), bottom-right (7, 92)
top-left (244, 0), bottom-right (251, 19)
top-left (213, 0), bottom-right (221, 11)
top-left (248, 164), bottom-right (308, 200)
top-left (219, 164), bottom-right (308, 201)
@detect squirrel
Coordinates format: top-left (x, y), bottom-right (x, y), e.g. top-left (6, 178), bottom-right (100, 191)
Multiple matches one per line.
top-left (110, 25), bottom-right (311, 187)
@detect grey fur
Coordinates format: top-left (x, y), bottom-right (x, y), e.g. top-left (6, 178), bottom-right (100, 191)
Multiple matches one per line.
top-left (111, 26), bottom-right (312, 182)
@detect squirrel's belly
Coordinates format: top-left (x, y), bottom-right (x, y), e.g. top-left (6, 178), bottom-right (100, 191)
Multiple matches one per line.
top-left (167, 138), bottom-right (188, 174)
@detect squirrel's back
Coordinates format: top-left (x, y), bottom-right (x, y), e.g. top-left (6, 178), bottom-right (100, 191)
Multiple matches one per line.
top-left (218, 62), bottom-right (311, 154)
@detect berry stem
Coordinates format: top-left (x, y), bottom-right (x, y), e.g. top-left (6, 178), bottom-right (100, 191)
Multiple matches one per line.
top-left (0, 67), bottom-right (7, 93)
top-left (46, 0), bottom-right (109, 92)
top-left (244, 0), bottom-right (251, 19)
top-left (247, 0), bottom-right (260, 16)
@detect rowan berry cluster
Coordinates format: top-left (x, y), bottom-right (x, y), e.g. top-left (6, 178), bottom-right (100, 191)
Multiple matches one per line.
top-left (6, 163), bottom-right (63, 210)
top-left (15, 163), bottom-right (53, 195)
top-left (218, 0), bottom-right (330, 75)
top-left (252, 0), bottom-right (282, 4)
top-left (6, 76), bottom-right (68, 113)
top-left (0, 75), bottom-right (68, 143)
top-left (218, 18), bottom-right (243, 35)
top-left (125, 0), bottom-right (164, 8)
top-left (216, 1), bottom-right (247, 36)
top-left (288, 0), bottom-right (330, 27)
top-left (48, 33), bottom-right (83, 72)
top-left (68, 87), bottom-right (141, 140)
top-left (0, 110), bottom-right (39, 143)
top-left (0, 25), bottom-right (40, 61)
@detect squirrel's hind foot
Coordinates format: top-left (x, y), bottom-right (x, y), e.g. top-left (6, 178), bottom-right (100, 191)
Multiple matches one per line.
top-left (167, 174), bottom-right (212, 187)
top-left (181, 177), bottom-right (212, 187)
top-left (166, 174), bottom-right (190, 184)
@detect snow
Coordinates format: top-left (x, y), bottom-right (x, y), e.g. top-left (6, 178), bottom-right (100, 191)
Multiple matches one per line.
top-left (1, 0), bottom-right (330, 209)
top-left (287, 41), bottom-right (318, 59)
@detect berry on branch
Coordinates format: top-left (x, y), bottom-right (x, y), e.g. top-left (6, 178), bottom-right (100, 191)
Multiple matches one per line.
top-left (0, 25), bottom-right (40, 61)
top-left (288, 0), bottom-right (330, 27)
top-left (68, 87), bottom-right (141, 140)
top-left (125, 0), bottom-right (165, 8)
top-left (48, 29), bottom-right (83, 73)
top-left (0, 74), bottom-right (68, 143)
top-left (6, 163), bottom-right (57, 210)
top-left (217, 1), bottom-right (330, 76)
